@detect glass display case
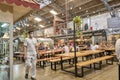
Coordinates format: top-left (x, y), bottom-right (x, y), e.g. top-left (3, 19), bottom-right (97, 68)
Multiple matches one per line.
top-left (0, 22), bottom-right (10, 80)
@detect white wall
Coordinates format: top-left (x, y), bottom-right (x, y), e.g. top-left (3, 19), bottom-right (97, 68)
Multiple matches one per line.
top-left (34, 30), bottom-right (43, 36)
top-left (91, 12), bottom-right (111, 30)
top-left (44, 27), bottom-right (53, 37)
top-left (82, 12), bottom-right (111, 30)
top-left (67, 12), bottom-right (111, 31)
top-left (35, 10), bottom-right (120, 35)
top-left (0, 9), bottom-right (13, 26)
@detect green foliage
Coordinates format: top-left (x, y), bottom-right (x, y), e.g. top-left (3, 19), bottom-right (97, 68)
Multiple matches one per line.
top-left (73, 16), bottom-right (82, 37)
top-left (23, 31), bottom-right (27, 38)
top-left (73, 16), bottom-right (82, 26)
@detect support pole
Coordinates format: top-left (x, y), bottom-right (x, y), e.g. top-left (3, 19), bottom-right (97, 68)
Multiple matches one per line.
top-left (73, 22), bottom-right (77, 77)
top-left (119, 64), bottom-right (120, 80)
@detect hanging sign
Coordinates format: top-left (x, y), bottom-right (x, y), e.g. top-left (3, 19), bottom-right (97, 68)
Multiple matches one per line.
top-left (106, 28), bottom-right (120, 35)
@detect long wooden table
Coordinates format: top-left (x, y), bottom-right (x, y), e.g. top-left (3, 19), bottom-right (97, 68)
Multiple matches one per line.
top-left (105, 48), bottom-right (115, 55)
top-left (38, 49), bottom-right (64, 55)
top-left (55, 50), bottom-right (105, 76)
top-left (56, 50), bottom-right (105, 58)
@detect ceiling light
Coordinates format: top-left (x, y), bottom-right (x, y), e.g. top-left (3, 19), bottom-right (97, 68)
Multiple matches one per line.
top-left (34, 17), bottom-right (42, 22)
top-left (93, 11), bottom-right (95, 13)
top-left (1, 23), bottom-right (9, 27)
top-left (24, 23), bottom-right (29, 26)
top-left (79, 7), bottom-right (81, 10)
top-left (16, 27), bottom-right (21, 30)
top-left (48, 21), bottom-right (51, 23)
top-left (39, 25), bottom-right (45, 28)
top-left (70, 7), bottom-right (73, 10)
top-left (86, 10), bottom-right (88, 13)
top-left (50, 10), bottom-right (58, 15)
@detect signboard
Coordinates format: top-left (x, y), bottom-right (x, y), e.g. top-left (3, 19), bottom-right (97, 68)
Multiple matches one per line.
top-left (106, 28), bottom-right (120, 35)
top-left (107, 17), bottom-right (120, 28)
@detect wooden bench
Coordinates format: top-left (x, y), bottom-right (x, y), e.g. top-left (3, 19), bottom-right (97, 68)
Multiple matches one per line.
top-left (37, 57), bottom-right (59, 68)
top-left (49, 57), bottom-right (74, 70)
top-left (76, 55), bottom-right (114, 77)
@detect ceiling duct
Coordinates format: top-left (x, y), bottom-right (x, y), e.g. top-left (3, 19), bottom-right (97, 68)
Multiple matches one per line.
top-left (101, 0), bottom-right (118, 17)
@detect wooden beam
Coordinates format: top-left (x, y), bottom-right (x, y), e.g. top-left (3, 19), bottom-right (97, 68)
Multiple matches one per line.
top-left (13, 10), bottom-right (33, 24)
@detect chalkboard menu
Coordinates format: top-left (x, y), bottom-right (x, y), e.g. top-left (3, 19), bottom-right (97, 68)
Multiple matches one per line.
top-left (107, 17), bottom-right (120, 28)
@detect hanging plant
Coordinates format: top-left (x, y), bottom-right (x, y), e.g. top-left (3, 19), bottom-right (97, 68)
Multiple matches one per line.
top-left (23, 31), bottom-right (27, 39)
top-left (73, 16), bottom-right (82, 37)
top-left (73, 16), bottom-right (82, 27)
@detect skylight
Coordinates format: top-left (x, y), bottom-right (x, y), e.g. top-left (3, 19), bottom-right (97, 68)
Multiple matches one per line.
top-left (36, 0), bottom-right (52, 9)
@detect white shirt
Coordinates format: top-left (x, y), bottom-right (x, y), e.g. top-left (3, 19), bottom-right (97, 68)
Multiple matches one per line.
top-left (94, 45), bottom-right (99, 50)
top-left (91, 44), bottom-right (99, 50)
top-left (64, 45), bottom-right (69, 54)
top-left (24, 37), bottom-right (37, 55)
top-left (115, 39), bottom-right (120, 61)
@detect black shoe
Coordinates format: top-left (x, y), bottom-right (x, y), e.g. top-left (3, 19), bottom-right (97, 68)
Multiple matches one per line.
top-left (31, 77), bottom-right (36, 80)
top-left (25, 74), bottom-right (28, 79)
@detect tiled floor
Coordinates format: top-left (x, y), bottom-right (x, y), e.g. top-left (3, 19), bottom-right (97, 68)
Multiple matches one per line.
top-left (0, 61), bottom-right (118, 80)
top-left (12, 62), bottom-right (118, 80)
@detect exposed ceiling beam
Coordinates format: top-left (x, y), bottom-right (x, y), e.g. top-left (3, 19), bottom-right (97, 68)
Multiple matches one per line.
top-left (14, 10), bottom-right (33, 24)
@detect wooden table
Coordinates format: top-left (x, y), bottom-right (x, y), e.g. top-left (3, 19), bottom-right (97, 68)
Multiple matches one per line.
top-left (56, 50), bottom-right (105, 58)
top-left (56, 50), bottom-right (105, 76)
top-left (105, 48), bottom-right (115, 51)
top-left (105, 48), bottom-right (115, 55)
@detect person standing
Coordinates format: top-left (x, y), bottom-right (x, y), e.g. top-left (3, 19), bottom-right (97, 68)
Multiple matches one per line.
top-left (115, 38), bottom-right (120, 63)
top-left (24, 31), bottom-right (37, 80)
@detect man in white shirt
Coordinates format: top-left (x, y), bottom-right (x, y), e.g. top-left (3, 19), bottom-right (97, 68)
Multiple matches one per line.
top-left (115, 38), bottom-right (120, 63)
top-left (64, 43), bottom-right (69, 54)
top-left (94, 43), bottom-right (99, 50)
top-left (24, 31), bottom-right (37, 80)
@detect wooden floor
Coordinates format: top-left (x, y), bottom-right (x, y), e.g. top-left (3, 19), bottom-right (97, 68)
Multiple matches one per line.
top-left (0, 62), bottom-right (119, 80)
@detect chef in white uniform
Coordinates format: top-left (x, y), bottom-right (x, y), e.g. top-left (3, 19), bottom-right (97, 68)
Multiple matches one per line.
top-left (115, 38), bottom-right (120, 63)
top-left (24, 31), bottom-right (37, 80)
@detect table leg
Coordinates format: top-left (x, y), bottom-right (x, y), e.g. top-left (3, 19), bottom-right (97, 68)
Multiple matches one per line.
top-left (60, 57), bottom-right (63, 70)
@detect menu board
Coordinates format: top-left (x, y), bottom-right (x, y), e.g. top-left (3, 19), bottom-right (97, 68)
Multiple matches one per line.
top-left (107, 17), bottom-right (120, 28)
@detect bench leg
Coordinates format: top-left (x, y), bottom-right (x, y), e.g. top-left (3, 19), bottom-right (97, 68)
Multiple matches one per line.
top-left (51, 62), bottom-right (57, 71)
top-left (61, 57), bottom-right (63, 70)
top-left (94, 62), bottom-right (101, 70)
top-left (81, 67), bottom-right (84, 77)
top-left (54, 62), bottom-right (57, 71)
top-left (39, 61), bottom-right (42, 67)
top-left (43, 61), bottom-right (45, 68)
top-left (51, 62), bottom-right (53, 70)
top-left (68, 59), bottom-right (71, 64)
top-left (75, 66), bottom-right (84, 77)
top-left (106, 58), bottom-right (113, 65)
top-left (82, 57), bottom-right (85, 61)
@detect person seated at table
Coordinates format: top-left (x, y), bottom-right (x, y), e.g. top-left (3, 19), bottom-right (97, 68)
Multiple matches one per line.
top-left (94, 43), bottom-right (99, 50)
top-left (107, 43), bottom-right (114, 48)
top-left (86, 42), bottom-right (91, 50)
top-left (38, 43), bottom-right (45, 51)
top-left (99, 42), bottom-right (107, 50)
top-left (90, 43), bottom-right (99, 50)
top-left (53, 44), bottom-right (58, 49)
top-left (63, 43), bottom-right (70, 54)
